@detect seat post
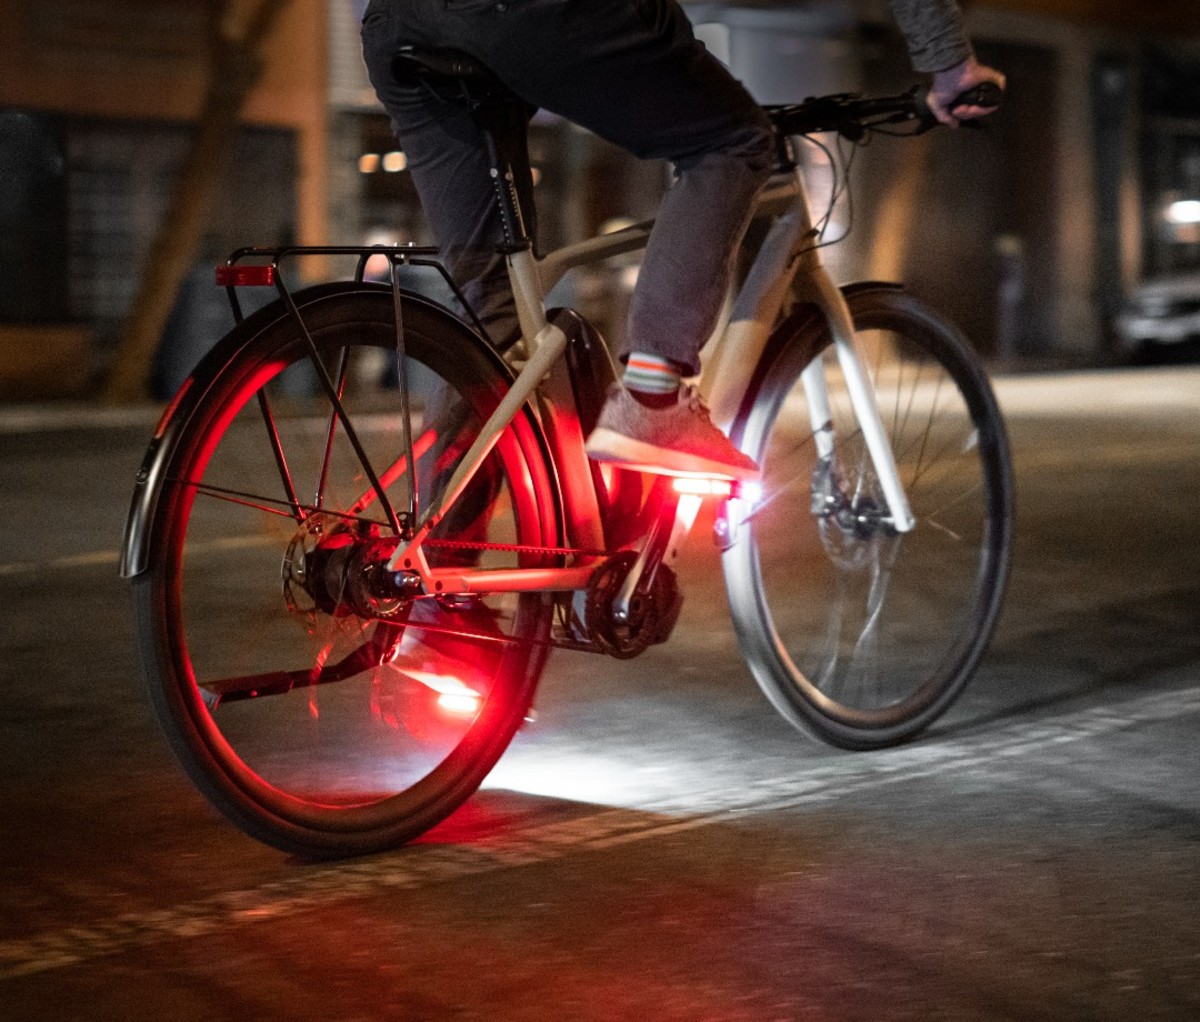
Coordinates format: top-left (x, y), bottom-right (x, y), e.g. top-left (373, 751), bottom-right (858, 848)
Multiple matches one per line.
top-left (393, 47), bottom-right (537, 255)
top-left (392, 46), bottom-right (546, 346)
top-left (474, 100), bottom-right (535, 256)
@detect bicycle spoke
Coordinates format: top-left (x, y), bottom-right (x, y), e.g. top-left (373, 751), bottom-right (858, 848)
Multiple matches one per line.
top-left (350, 427), bottom-right (438, 516)
top-left (905, 372), bottom-right (947, 487)
top-left (891, 348), bottom-right (922, 447)
top-left (726, 288), bottom-right (1011, 748)
top-left (138, 289), bottom-right (556, 853)
top-left (172, 477), bottom-right (391, 529)
top-left (315, 346), bottom-right (351, 511)
top-left (256, 389), bottom-right (305, 522)
top-left (735, 425), bottom-right (821, 521)
top-left (278, 285), bottom-right (405, 536)
top-left (922, 479), bottom-right (986, 536)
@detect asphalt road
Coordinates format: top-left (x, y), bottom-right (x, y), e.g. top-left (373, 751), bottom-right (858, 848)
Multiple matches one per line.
top-left (1, 366), bottom-right (1198, 1021)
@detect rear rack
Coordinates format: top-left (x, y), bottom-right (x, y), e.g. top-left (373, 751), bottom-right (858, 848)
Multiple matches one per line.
top-left (215, 244), bottom-right (486, 337)
top-left (213, 243), bottom-right (488, 541)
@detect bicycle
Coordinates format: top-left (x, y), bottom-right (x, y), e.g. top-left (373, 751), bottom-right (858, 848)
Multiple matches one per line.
top-left (121, 48), bottom-right (1013, 858)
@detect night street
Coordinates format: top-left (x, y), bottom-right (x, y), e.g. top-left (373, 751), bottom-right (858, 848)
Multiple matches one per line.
top-left (1, 365), bottom-right (1198, 1020)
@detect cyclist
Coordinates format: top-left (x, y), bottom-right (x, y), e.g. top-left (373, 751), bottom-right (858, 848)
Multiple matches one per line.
top-left (357, 0), bottom-right (1004, 481)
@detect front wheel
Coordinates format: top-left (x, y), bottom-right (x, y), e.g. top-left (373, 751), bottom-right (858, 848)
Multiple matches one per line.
top-left (134, 288), bottom-right (556, 856)
top-left (724, 286), bottom-right (1013, 749)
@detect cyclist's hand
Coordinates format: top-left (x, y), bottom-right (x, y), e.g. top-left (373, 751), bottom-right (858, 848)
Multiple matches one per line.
top-left (928, 56), bottom-right (1005, 127)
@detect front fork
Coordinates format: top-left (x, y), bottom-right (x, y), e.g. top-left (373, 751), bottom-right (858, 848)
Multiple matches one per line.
top-left (713, 270), bottom-right (918, 551)
top-left (801, 268), bottom-right (915, 534)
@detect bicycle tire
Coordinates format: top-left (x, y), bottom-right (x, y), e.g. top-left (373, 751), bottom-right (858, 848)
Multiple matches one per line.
top-left (133, 286), bottom-right (557, 857)
top-left (724, 284), bottom-right (1013, 749)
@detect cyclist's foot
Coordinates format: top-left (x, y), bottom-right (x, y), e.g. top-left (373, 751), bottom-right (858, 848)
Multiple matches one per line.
top-left (584, 384), bottom-right (760, 481)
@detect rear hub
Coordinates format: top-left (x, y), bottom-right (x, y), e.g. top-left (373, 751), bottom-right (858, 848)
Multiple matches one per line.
top-left (282, 513), bottom-right (412, 623)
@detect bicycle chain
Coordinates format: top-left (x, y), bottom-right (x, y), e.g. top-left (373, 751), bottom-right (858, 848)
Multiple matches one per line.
top-left (423, 537), bottom-right (610, 559)
top-left (396, 540), bottom-right (617, 654)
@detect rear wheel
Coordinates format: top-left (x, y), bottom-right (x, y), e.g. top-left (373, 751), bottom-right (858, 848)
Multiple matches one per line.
top-left (135, 289), bottom-right (556, 856)
top-left (724, 286), bottom-right (1013, 749)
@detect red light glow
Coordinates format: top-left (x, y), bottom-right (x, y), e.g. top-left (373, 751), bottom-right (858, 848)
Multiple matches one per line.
top-left (436, 692), bottom-right (483, 716)
top-left (153, 376), bottom-right (194, 439)
top-left (402, 667), bottom-right (483, 718)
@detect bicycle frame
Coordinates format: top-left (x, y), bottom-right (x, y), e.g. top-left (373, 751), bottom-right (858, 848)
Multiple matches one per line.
top-left (383, 162), bottom-right (916, 597)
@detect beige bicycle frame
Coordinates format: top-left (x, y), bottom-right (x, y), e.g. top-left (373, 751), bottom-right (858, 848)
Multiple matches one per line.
top-left (384, 166), bottom-right (915, 592)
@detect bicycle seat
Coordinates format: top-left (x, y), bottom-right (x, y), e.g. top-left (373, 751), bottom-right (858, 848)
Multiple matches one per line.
top-left (394, 46), bottom-right (509, 94)
top-left (392, 45), bottom-right (535, 244)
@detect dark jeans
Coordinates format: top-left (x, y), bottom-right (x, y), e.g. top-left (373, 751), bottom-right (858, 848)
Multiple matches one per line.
top-left (360, 0), bottom-right (774, 375)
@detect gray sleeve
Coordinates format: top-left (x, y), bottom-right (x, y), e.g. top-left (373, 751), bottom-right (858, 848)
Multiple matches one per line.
top-left (886, 0), bottom-right (973, 73)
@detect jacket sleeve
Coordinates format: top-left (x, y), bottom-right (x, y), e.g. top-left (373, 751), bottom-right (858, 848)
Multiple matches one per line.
top-left (886, 0), bottom-right (973, 73)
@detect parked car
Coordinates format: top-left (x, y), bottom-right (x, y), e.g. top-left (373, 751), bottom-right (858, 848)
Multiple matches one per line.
top-left (1115, 270), bottom-right (1200, 360)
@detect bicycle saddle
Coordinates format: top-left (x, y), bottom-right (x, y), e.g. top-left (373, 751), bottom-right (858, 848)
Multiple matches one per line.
top-left (393, 46), bottom-right (505, 89)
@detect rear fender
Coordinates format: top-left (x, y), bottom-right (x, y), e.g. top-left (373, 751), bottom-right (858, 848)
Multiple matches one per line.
top-left (119, 282), bottom-right (552, 578)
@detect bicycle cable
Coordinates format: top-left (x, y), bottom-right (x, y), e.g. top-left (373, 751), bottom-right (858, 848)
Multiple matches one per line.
top-left (795, 129), bottom-right (862, 255)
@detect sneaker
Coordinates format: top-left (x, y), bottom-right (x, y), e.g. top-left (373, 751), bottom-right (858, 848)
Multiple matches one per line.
top-left (584, 384), bottom-right (760, 481)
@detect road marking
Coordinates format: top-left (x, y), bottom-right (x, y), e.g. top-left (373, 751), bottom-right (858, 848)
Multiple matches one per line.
top-left (3, 368), bottom-right (1198, 436)
top-left (2, 684), bottom-right (1197, 981)
top-left (0, 535), bottom-right (277, 578)
top-left (0, 550), bottom-right (122, 577)
top-left (993, 366), bottom-right (1200, 416)
top-left (0, 405), bottom-right (160, 435)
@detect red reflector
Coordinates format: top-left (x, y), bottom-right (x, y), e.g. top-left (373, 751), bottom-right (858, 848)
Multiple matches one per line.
top-left (671, 477), bottom-right (734, 497)
top-left (215, 264), bottom-right (276, 287)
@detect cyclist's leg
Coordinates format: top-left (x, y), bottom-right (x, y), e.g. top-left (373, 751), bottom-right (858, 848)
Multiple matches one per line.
top-left (362, 0), bottom-right (774, 375)
top-left (481, 0), bottom-right (776, 374)
top-left (360, 5), bottom-right (526, 351)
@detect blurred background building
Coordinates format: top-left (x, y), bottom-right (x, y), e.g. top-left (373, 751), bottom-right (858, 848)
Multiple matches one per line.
top-left (0, 0), bottom-right (1197, 400)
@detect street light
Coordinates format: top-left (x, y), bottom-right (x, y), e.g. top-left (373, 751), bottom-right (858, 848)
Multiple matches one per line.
top-left (1165, 199), bottom-right (1200, 225)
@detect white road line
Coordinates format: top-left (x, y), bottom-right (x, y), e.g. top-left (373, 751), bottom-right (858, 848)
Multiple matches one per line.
top-left (1, 684), bottom-right (1196, 981)
top-left (1013, 440), bottom-right (1198, 473)
top-left (0, 405), bottom-right (160, 435)
top-left (0, 535), bottom-right (277, 578)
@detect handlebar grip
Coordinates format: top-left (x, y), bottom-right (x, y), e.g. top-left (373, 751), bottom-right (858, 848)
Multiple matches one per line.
top-left (911, 80), bottom-right (1003, 132)
top-left (950, 81), bottom-right (1003, 112)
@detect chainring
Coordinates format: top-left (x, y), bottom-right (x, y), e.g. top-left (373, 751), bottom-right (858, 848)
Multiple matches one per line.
top-left (585, 552), bottom-right (682, 659)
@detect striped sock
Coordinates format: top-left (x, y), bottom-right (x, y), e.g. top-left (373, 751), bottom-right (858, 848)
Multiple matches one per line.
top-left (623, 352), bottom-right (681, 408)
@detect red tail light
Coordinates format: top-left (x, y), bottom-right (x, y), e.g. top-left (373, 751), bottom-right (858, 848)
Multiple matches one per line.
top-left (215, 264), bottom-right (276, 287)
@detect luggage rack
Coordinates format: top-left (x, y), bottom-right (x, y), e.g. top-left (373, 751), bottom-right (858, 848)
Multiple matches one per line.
top-left (212, 243), bottom-right (486, 540)
top-left (214, 243), bottom-right (487, 340)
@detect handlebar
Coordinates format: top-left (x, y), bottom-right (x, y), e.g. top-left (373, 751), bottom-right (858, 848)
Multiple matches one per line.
top-left (765, 81), bottom-right (1002, 141)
